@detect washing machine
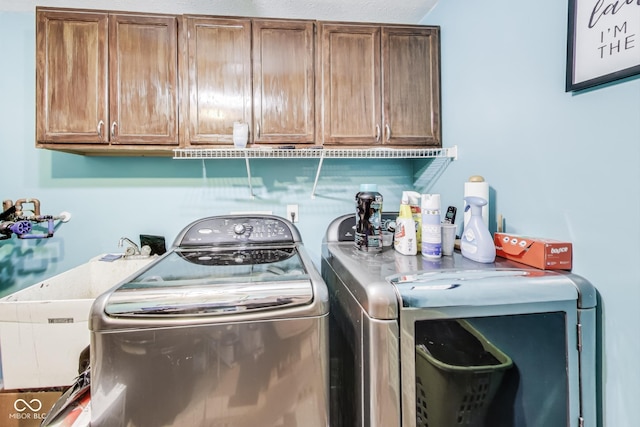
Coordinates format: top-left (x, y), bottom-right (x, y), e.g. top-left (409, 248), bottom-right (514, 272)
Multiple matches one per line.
top-left (89, 215), bottom-right (329, 427)
top-left (321, 213), bottom-right (597, 427)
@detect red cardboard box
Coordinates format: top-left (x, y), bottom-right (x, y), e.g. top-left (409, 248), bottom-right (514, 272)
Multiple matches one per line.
top-left (0, 390), bottom-right (62, 427)
top-left (494, 233), bottom-right (572, 270)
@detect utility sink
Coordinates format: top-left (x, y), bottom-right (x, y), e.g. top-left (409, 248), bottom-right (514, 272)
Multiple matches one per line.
top-left (0, 254), bottom-right (156, 390)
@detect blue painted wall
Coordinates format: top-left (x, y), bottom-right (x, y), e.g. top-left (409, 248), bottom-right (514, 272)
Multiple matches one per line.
top-left (423, 1), bottom-right (640, 426)
top-left (1, 1), bottom-right (639, 425)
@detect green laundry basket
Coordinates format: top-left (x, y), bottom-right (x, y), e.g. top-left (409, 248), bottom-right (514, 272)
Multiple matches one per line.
top-left (415, 319), bottom-right (513, 427)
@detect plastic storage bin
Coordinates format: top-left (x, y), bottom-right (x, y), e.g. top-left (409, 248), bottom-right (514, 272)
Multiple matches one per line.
top-left (415, 319), bottom-right (513, 427)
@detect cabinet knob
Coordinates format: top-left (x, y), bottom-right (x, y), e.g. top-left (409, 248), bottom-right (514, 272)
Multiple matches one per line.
top-left (256, 122), bottom-right (260, 138)
top-left (375, 124), bottom-right (381, 142)
top-left (111, 121), bottom-right (118, 139)
top-left (385, 124), bottom-right (391, 142)
top-left (97, 120), bottom-right (104, 140)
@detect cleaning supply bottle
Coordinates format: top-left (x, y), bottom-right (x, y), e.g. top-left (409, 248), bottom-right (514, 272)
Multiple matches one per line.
top-left (461, 196), bottom-right (496, 263)
top-left (400, 191), bottom-right (422, 251)
top-left (394, 204), bottom-right (417, 255)
top-left (421, 194), bottom-right (442, 259)
top-left (464, 175), bottom-right (489, 228)
top-left (355, 184), bottom-right (383, 252)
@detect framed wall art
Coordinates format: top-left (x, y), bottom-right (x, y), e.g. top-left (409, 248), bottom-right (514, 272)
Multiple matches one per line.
top-left (566, 0), bottom-right (640, 91)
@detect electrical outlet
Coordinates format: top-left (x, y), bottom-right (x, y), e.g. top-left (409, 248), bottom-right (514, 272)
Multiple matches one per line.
top-left (286, 204), bottom-right (299, 223)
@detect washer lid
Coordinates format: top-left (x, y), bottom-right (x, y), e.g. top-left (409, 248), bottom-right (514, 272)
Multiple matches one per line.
top-left (103, 247), bottom-right (313, 317)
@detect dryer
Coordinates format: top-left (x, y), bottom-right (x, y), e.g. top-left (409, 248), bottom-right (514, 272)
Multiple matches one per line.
top-left (321, 213), bottom-right (597, 427)
top-left (89, 215), bottom-right (329, 427)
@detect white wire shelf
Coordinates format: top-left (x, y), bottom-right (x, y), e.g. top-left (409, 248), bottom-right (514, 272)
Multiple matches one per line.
top-left (173, 146), bottom-right (457, 160)
top-left (172, 146), bottom-right (458, 198)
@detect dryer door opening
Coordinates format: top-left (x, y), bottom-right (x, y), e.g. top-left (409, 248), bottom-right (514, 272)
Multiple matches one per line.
top-left (413, 313), bottom-right (569, 427)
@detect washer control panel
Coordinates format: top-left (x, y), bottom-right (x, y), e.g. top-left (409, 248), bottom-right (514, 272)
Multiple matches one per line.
top-left (176, 215), bottom-right (299, 247)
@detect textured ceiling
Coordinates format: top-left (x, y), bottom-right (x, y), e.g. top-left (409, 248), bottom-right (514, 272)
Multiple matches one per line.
top-left (2, 0), bottom-right (439, 24)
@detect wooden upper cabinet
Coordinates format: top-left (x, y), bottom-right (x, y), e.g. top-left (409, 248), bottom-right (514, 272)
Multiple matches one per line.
top-left (36, 8), bottom-right (178, 152)
top-left (319, 23), bottom-right (441, 147)
top-left (182, 17), bottom-right (252, 146)
top-left (252, 19), bottom-right (315, 144)
top-left (36, 10), bottom-right (109, 144)
top-left (320, 24), bottom-right (381, 145)
top-left (383, 26), bottom-right (440, 146)
top-left (109, 14), bottom-right (178, 145)
top-left (36, 8), bottom-right (440, 155)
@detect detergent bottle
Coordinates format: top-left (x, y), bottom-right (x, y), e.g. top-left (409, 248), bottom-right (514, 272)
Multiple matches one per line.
top-left (394, 204), bottom-right (417, 256)
top-left (460, 196), bottom-right (495, 263)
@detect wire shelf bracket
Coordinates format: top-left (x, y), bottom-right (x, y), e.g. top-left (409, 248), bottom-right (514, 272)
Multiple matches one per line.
top-left (173, 146), bottom-right (458, 198)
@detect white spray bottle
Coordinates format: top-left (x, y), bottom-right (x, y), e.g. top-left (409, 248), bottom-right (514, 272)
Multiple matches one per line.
top-left (460, 196), bottom-right (495, 263)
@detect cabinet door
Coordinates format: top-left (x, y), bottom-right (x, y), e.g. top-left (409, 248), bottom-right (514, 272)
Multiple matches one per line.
top-left (36, 9), bottom-right (108, 144)
top-left (382, 27), bottom-right (441, 146)
top-left (252, 20), bottom-right (315, 144)
top-left (320, 24), bottom-right (381, 145)
top-left (109, 14), bottom-right (178, 145)
top-left (183, 17), bottom-right (252, 145)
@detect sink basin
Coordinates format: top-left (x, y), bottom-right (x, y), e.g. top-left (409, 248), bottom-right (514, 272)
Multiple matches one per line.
top-left (0, 254), bottom-right (157, 389)
top-left (1, 255), bottom-right (156, 303)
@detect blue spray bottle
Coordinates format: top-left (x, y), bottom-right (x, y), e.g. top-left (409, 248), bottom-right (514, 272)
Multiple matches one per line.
top-left (460, 196), bottom-right (496, 263)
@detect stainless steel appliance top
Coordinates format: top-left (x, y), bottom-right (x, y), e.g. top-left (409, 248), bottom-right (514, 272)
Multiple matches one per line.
top-left (92, 215), bottom-right (326, 325)
top-left (322, 213), bottom-right (597, 320)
